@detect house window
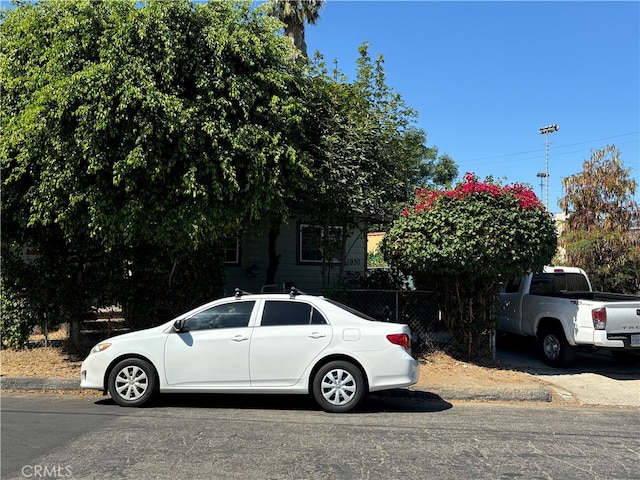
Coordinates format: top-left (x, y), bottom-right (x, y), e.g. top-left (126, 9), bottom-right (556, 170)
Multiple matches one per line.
top-left (224, 237), bottom-right (240, 265)
top-left (298, 224), bottom-right (343, 265)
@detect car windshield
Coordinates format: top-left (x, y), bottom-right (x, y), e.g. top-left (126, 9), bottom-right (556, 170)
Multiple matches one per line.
top-left (323, 298), bottom-right (376, 321)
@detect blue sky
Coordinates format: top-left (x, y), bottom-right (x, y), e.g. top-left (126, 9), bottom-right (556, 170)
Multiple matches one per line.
top-left (304, 1), bottom-right (640, 213)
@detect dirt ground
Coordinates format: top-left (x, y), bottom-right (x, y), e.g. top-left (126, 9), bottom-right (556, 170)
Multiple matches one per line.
top-left (0, 331), bottom-right (543, 392)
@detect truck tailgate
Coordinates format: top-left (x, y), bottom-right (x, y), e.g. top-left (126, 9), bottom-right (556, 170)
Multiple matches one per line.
top-left (602, 301), bottom-right (640, 347)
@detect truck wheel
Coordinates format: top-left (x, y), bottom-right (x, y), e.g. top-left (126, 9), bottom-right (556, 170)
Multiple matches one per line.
top-left (538, 326), bottom-right (575, 367)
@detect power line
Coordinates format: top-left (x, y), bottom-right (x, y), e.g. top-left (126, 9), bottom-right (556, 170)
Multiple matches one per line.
top-left (458, 139), bottom-right (640, 167)
top-left (454, 131), bottom-right (639, 165)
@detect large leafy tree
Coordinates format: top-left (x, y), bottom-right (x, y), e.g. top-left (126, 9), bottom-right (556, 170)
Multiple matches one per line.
top-left (1, 0), bottom-right (308, 344)
top-left (382, 174), bottom-right (557, 358)
top-left (559, 145), bottom-right (639, 293)
top-left (298, 46), bottom-right (457, 286)
top-left (264, 0), bottom-right (454, 287)
top-left (2, 0), bottom-right (307, 250)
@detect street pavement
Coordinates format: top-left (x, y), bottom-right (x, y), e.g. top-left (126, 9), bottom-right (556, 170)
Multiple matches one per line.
top-left (2, 344), bottom-right (638, 407)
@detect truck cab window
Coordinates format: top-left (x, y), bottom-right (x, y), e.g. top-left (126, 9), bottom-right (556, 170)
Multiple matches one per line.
top-left (504, 277), bottom-right (522, 294)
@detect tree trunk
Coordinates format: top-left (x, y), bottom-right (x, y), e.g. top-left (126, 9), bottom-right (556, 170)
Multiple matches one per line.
top-left (266, 226), bottom-right (280, 285)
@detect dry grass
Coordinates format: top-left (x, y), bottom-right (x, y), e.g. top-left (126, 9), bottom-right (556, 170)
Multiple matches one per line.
top-left (414, 350), bottom-right (539, 389)
top-left (1, 346), bottom-right (83, 378)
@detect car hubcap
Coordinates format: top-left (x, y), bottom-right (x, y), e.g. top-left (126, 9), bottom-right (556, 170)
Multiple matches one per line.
top-left (321, 368), bottom-right (356, 406)
top-left (543, 335), bottom-right (560, 360)
top-left (115, 365), bottom-right (148, 400)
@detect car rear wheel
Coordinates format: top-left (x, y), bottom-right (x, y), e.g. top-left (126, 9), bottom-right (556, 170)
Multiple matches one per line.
top-left (108, 358), bottom-right (157, 407)
top-left (539, 326), bottom-right (575, 368)
top-left (312, 360), bottom-right (365, 413)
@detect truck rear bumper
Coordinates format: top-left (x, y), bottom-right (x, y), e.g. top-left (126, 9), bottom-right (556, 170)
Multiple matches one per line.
top-left (590, 331), bottom-right (640, 350)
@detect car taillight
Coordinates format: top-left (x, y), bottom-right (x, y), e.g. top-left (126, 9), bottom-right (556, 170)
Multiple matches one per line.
top-left (387, 333), bottom-right (410, 350)
top-left (592, 308), bottom-right (607, 330)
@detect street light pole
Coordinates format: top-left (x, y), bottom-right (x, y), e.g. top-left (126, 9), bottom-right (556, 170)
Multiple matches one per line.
top-left (539, 124), bottom-right (559, 210)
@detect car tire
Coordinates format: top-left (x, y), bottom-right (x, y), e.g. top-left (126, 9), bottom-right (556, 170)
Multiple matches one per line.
top-left (108, 358), bottom-right (157, 407)
top-left (312, 360), bottom-right (366, 413)
top-left (539, 326), bottom-right (575, 368)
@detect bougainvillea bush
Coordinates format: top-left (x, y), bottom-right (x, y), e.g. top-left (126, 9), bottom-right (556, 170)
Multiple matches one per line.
top-left (382, 173), bottom-right (557, 358)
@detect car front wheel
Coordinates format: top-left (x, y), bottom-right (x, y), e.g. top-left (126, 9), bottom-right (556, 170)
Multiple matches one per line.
top-left (312, 360), bottom-right (366, 413)
top-left (108, 358), bottom-right (157, 407)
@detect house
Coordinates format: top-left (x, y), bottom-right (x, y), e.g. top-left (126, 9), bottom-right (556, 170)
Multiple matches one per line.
top-left (224, 220), bottom-right (368, 294)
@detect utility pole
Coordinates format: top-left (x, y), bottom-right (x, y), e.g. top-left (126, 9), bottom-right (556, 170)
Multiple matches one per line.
top-left (539, 124), bottom-right (559, 210)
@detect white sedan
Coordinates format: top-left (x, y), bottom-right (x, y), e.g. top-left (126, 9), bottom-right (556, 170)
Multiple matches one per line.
top-left (80, 290), bottom-right (419, 413)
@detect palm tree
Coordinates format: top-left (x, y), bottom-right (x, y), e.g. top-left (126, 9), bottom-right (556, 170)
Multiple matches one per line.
top-left (267, 0), bottom-right (326, 60)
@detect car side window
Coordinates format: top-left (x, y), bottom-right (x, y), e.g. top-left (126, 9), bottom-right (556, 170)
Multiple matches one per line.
top-left (186, 301), bottom-right (255, 331)
top-left (261, 301), bottom-right (327, 326)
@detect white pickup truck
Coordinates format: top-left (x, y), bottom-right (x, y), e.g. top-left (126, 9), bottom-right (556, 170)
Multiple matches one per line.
top-left (498, 266), bottom-right (640, 366)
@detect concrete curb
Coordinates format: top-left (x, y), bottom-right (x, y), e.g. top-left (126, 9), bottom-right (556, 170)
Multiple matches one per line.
top-left (1, 377), bottom-right (81, 391)
top-left (1, 377), bottom-right (553, 403)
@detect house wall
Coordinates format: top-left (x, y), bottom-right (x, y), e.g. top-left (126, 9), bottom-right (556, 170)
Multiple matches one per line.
top-left (224, 221), bottom-right (367, 295)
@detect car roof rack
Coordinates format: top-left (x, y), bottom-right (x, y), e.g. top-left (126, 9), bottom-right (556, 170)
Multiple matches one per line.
top-left (234, 287), bottom-right (309, 299)
top-left (289, 287), bottom-right (306, 298)
top-left (234, 288), bottom-right (252, 299)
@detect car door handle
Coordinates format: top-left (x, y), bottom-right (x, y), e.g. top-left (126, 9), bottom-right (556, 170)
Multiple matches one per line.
top-left (231, 335), bottom-right (249, 342)
top-left (308, 332), bottom-right (326, 339)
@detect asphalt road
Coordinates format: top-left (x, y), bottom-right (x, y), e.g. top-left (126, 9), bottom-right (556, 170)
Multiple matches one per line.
top-left (2, 392), bottom-right (639, 480)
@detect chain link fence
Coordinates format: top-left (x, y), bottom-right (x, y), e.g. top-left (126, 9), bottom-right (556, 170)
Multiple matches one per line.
top-left (326, 289), bottom-right (450, 357)
top-left (47, 290), bottom-right (449, 357)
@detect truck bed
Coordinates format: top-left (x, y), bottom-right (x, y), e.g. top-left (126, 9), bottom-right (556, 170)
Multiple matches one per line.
top-left (528, 291), bottom-right (640, 302)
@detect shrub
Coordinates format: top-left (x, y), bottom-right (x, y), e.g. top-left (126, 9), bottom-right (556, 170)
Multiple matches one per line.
top-left (382, 173), bottom-right (557, 358)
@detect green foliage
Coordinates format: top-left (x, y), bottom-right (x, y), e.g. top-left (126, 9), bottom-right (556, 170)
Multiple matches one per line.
top-left (367, 250), bottom-right (388, 268)
top-left (293, 46), bottom-right (456, 286)
top-left (300, 47), bottom-right (457, 227)
top-left (2, 0), bottom-right (307, 251)
top-left (382, 173), bottom-right (557, 357)
top-left (563, 230), bottom-right (640, 294)
top-left (0, 0), bottom-right (458, 332)
top-left (1, 0), bottom-right (307, 331)
top-left (122, 243), bottom-right (227, 328)
top-left (1, 276), bottom-right (34, 349)
top-left (559, 145), bottom-right (639, 294)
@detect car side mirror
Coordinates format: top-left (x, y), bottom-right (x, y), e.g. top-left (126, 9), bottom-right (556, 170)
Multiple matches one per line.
top-left (173, 319), bottom-right (187, 332)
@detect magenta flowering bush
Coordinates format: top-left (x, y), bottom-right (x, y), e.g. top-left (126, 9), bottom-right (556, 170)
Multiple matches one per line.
top-left (406, 172), bottom-right (543, 216)
top-left (382, 173), bottom-right (557, 358)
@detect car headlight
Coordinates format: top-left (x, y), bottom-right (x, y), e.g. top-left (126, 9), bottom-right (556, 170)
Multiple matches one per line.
top-left (91, 343), bottom-right (112, 354)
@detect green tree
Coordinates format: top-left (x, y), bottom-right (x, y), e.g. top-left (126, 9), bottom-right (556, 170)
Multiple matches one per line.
top-left (1, 0), bottom-right (308, 342)
top-left (300, 46), bottom-right (457, 286)
top-left (382, 174), bottom-right (557, 358)
top-left (559, 145), bottom-right (640, 293)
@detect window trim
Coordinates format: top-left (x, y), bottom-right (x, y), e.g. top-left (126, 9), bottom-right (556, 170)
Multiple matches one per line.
top-left (223, 236), bottom-right (241, 266)
top-left (296, 223), bottom-right (343, 266)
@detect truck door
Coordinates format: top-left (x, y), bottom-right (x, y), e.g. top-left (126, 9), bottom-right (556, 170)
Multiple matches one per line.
top-left (499, 276), bottom-right (524, 333)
